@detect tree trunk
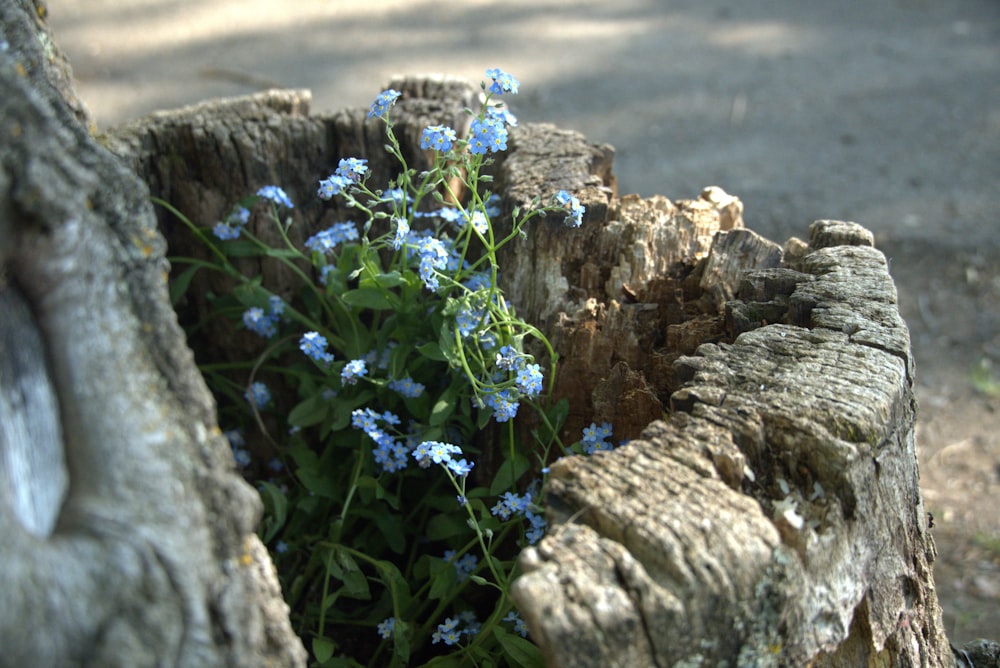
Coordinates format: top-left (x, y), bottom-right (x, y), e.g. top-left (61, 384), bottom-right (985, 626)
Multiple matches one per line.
top-left (0, 1), bottom-right (305, 665)
top-left (29, 17), bottom-right (980, 662)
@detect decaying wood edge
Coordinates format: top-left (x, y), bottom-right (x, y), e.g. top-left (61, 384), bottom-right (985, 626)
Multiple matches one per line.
top-left (509, 220), bottom-right (956, 666)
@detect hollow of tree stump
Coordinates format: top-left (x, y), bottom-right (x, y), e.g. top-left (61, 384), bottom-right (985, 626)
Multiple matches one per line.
top-left (98, 70), bottom-right (971, 666)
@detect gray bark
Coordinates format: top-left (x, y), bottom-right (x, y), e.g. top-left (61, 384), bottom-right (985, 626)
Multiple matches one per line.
top-left (0, 1), bottom-right (305, 665)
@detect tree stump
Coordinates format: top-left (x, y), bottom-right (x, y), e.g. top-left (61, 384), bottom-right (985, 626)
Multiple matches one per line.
top-left (19, 14), bottom-right (978, 661)
top-left (0, 1), bottom-right (305, 665)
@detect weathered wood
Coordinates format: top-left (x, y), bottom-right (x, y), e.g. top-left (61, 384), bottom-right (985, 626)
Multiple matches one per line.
top-left (0, 0), bottom-right (305, 664)
top-left (510, 221), bottom-right (953, 667)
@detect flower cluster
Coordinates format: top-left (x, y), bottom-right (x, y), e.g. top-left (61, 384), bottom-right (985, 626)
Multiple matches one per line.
top-left (486, 67), bottom-right (519, 95)
top-left (444, 549), bottom-right (478, 583)
top-left (244, 381), bottom-right (271, 409)
top-left (368, 88), bottom-right (401, 119)
top-left (413, 440), bottom-right (474, 477)
top-left (352, 408), bottom-right (410, 473)
top-left (257, 185), bottom-right (295, 209)
top-left (555, 190), bottom-right (585, 228)
top-left (503, 611), bottom-right (529, 638)
top-left (421, 125), bottom-right (457, 152)
top-left (305, 222), bottom-right (359, 254)
top-left (212, 206), bottom-right (251, 240)
top-left (468, 115), bottom-right (509, 155)
top-left (299, 331), bottom-right (334, 365)
top-left (318, 158), bottom-right (370, 200)
top-left (242, 295), bottom-right (285, 338)
top-left (581, 421), bottom-right (615, 454)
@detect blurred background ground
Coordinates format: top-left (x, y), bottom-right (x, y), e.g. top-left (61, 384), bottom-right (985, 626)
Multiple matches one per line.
top-left (46, 0), bottom-right (1000, 643)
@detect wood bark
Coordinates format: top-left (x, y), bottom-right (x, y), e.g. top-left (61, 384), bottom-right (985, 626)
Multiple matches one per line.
top-left (0, 1), bottom-right (305, 665)
top-left (510, 221), bottom-right (954, 667)
top-left (80, 63), bottom-right (981, 665)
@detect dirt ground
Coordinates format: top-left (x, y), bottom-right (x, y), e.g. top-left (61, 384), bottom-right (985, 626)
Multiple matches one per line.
top-left (47, 0), bottom-right (1000, 645)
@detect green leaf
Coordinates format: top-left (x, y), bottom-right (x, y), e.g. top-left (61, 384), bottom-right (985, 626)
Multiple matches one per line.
top-left (416, 341), bottom-right (446, 361)
top-left (489, 452), bottom-right (531, 496)
top-left (391, 617), bottom-right (411, 663)
top-left (429, 387), bottom-right (458, 427)
top-left (493, 627), bottom-right (545, 668)
top-left (373, 512), bottom-right (406, 553)
top-left (362, 270), bottom-right (406, 289)
top-left (224, 239), bottom-right (268, 258)
top-left (264, 247), bottom-right (301, 260)
top-left (312, 637), bottom-right (335, 663)
top-left (168, 264), bottom-right (201, 305)
top-left (428, 559), bottom-right (458, 600)
top-left (257, 481), bottom-right (288, 542)
top-left (336, 550), bottom-right (371, 600)
top-left (426, 512), bottom-right (467, 540)
top-left (288, 394), bottom-right (330, 428)
top-left (342, 287), bottom-right (399, 310)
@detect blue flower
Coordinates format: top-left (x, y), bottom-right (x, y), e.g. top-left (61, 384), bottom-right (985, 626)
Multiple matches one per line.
top-left (525, 510), bottom-right (547, 545)
top-left (444, 550), bottom-right (478, 583)
top-left (421, 124), bottom-right (457, 152)
top-left (554, 190), bottom-right (585, 227)
top-left (483, 388), bottom-right (519, 422)
top-left (486, 68), bottom-right (519, 95)
top-left (495, 345), bottom-right (521, 371)
top-left (305, 222), bottom-right (359, 254)
top-left (299, 331), bottom-right (335, 365)
top-left (256, 185), bottom-right (294, 209)
top-left (318, 265), bottom-right (336, 286)
top-left (446, 458), bottom-right (474, 477)
top-left (465, 210), bottom-right (488, 236)
top-left (212, 206), bottom-right (252, 239)
top-left (369, 89), bottom-right (401, 119)
top-left (388, 376), bottom-right (425, 398)
top-left (224, 429), bottom-right (245, 449)
top-left (458, 610), bottom-right (481, 636)
top-left (377, 617), bottom-right (395, 640)
top-left (232, 447), bottom-right (251, 468)
top-left (469, 116), bottom-right (508, 155)
top-left (245, 382), bottom-right (271, 409)
top-left (581, 421), bottom-right (615, 454)
top-left (414, 236), bottom-right (449, 291)
top-left (275, 540), bottom-right (289, 554)
top-left (243, 306), bottom-right (277, 338)
top-left (382, 188), bottom-right (412, 207)
top-left (391, 217), bottom-right (409, 250)
top-left (434, 207), bottom-right (464, 226)
top-left (413, 440), bottom-right (464, 469)
top-left (373, 436), bottom-right (409, 473)
top-left (515, 363), bottom-right (544, 397)
top-left (336, 157), bottom-right (368, 182)
top-left (341, 359), bottom-right (367, 385)
top-left (317, 174), bottom-right (352, 200)
top-left (268, 457), bottom-right (284, 473)
top-left (456, 306), bottom-right (485, 338)
top-left (432, 617), bottom-right (462, 646)
top-left (351, 407), bottom-right (381, 431)
top-left (484, 193), bottom-right (503, 218)
top-left (503, 611), bottom-right (528, 638)
top-left (212, 221), bottom-right (241, 240)
top-left (487, 105), bottom-right (518, 128)
top-left (491, 491), bottom-right (530, 520)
